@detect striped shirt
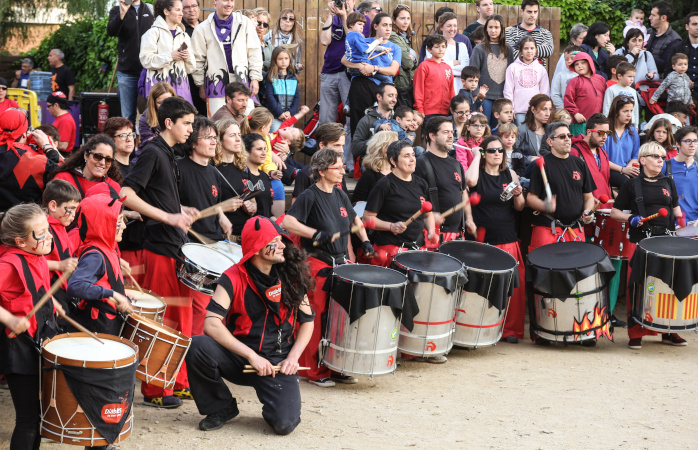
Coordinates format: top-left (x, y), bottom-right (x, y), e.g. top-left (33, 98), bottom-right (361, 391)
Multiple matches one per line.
top-left (505, 24), bottom-right (555, 68)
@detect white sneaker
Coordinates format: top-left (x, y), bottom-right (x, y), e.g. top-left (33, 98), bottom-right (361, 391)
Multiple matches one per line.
top-left (309, 377), bottom-right (336, 388)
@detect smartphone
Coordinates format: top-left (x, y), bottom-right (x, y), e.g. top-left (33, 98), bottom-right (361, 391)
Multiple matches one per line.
top-left (124, 0), bottom-right (132, 5)
top-left (178, 42), bottom-right (188, 52)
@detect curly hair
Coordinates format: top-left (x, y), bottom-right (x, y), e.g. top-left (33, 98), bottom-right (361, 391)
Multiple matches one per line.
top-left (363, 131), bottom-right (397, 172)
top-left (49, 134), bottom-right (124, 187)
top-left (215, 119), bottom-right (247, 170)
top-left (277, 238), bottom-right (313, 311)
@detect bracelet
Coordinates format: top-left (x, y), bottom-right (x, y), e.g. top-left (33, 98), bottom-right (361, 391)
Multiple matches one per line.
top-left (620, 167), bottom-right (624, 175)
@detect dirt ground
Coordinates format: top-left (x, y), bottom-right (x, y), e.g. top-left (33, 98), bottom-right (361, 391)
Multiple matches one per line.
top-left (2, 301), bottom-right (698, 450)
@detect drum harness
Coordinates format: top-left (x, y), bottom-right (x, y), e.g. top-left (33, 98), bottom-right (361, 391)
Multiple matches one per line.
top-left (630, 175), bottom-right (676, 238)
top-left (536, 211), bottom-right (584, 242)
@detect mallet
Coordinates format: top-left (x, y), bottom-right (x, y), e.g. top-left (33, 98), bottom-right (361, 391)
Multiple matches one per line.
top-left (591, 194), bottom-right (610, 213)
top-left (403, 201), bottom-right (433, 227)
top-left (639, 208), bottom-right (668, 224)
top-left (536, 158), bottom-right (554, 213)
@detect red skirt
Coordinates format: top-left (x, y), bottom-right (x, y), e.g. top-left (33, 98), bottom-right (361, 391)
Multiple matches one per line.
top-left (493, 241), bottom-right (525, 339)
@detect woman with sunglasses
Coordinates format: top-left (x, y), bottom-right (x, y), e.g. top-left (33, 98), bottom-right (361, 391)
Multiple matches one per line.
top-left (49, 135), bottom-right (123, 199)
top-left (389, 4), bottom-right (417, 107)
top-left (465, 136), bottom-right (525, 343)
top-left (611, 142), bottom-right (684, 349)
top-left (268, 9), bottom-right (304, 73)
top-left (0, 77), bottom-right (18, 115)
top-left (605, 95), bottom-right (641, 187)
top-left (255, 9), bottom-right (273, 72)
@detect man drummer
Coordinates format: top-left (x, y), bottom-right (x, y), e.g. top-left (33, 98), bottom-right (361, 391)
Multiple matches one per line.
top-left (185, 216), bottom-right (314, 435)
top-left (527, 122), bottom-right (596, 250)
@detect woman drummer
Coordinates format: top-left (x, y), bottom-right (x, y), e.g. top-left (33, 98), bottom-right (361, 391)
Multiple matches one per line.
top-left (611, 142), bottom-right (684, 349)
top-left (282, 149), bottom-right (373, 388)
top-left (363, 140), bottom-right (437, 267)
top-left (0, 204), bottom-right (63, 449)
top-left (464, 135), bottom-right (525, 343)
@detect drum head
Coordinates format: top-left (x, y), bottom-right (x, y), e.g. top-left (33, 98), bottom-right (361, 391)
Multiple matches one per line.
top-left (528, 241), bottom-right (606, 270)
top-left (126, 290), bottom-right (164, 309)
top-left (439, 241), bottom-right (516, 272)
top-left (353, 201), bottom-right (366, 218)
top-left (639, 236), bottom-right (698, 257)
top-left (596, 209), bottom-right (612, 214)
top-left (210, 242), bottom-right (243, 263)
top-left (181, 243), bottom-right (234, 271)
top-left (44, 337), bottom-right (136, 361)
top-left (393, 251), bottom-right (463, 274)
top-left (333, 264), bottom-right (406, 286)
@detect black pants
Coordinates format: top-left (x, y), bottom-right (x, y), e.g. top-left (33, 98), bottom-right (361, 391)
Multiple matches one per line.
top-left (348, 76), bottom-right (380, 138)
top-left (6, 373), bottom-right (41, 450)
top-left (185, 335), bottom-right (302, 435)
top-left (610, 170), bottom-right (630, 189)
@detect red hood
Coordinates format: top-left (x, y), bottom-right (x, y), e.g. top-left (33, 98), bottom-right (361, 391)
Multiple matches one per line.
top-left (570, 52), bottom-right (596, 76)
top-left (571, 135), bottom-right (589, 150)
top-left (76, 193), bottom-right (123, 256)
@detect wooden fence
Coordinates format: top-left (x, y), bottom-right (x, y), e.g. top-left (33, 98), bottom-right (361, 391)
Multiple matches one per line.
top-left (200, 0), bottom-right (561, 111)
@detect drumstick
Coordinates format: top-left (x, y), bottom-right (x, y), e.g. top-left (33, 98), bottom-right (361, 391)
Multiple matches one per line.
top-left (403, 202), bottom-right (433, 227)
top-left (591, 194), bottom-right (610, 213)
top-left (59, 314), bottom-right (105, 344)
top-left (313, 218), bottom-right (375, 247)
top-left (189, 228), bottom-right (216, 245)
top-left (125, 270), bottom-right (144, 295)
top-left (536, 158), bottom-right (554, 214)
top-left (242, 365), bottom-right (311, 373)
top-left (639, 208), bottom-right (668, 224)
top-left (8, 268), bottom-right (74, 338)
top-left (196, 200), bottom-right (238, 221)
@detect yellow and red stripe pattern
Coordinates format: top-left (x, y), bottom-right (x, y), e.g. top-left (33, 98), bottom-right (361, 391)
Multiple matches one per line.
top-left (655, 293), bottom-right (678, 320)
top-left (681, 293), bottom-right (698, 321)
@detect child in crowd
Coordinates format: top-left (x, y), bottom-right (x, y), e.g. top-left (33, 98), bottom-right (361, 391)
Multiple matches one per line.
top-left (491, 98), bottom-right (514, 135)
top-left (409, 110), bottom-right (425, 154)
top-left (450, 95), bottom-right (471, 142)
top-left (651, 54), bottom-right (695, 107)
top-left (268, 105), bottom-right (310, 185)
top-left (375, 105), bottom-right (412, 141)
top-left (623, 9), bottom-right (648, 44)
top-left (603, 62), bottom-right (640, 128)
top-left (413, 35), bottom-right (455, 118)
top-left (497, 122), bottom-right (525, 176)
top-left (643, 101), bottom-right (691, 133)
top-left (564, 52), bottom-right (607, 136)
top-left (344, 12), bottom-right (392, 84)
top-left (458, 66), bottom-right (486, 113)
top-left (455, 113), bottom-right (490, 170)
top-left (503, 36), bottom-right (550, 126)
top-left (605, 55), bottom-right (627, 87)
top-left (551, 109), bottom-right (573, 125)
top-left (551, 45), bottom-right (582, 109)
top-left (42, 179), bottom-right (80, 323)
top-left (67, 187), bottom-right (133, 335)
top-left (645, 118), bottom-right (677, 159)
top-left (265, 47), bottom-right (301, 131)
top-left (470, 25), bottom-right (485, 46)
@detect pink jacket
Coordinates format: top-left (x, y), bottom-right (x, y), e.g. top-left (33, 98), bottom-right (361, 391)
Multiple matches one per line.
top-left (454, 136), bottom-right (483, 171)
top-left (563, 52), bottom-right (607, 123)
top-left (503, 58), bottom-right (550, 114)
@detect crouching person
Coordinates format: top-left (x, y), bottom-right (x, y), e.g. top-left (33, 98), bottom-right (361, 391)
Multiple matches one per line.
top-left (186, 216), bottom-right (314, 435)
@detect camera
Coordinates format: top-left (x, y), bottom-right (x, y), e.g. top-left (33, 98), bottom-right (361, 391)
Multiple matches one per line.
top-left (334, 0), bottom-right (345, 9)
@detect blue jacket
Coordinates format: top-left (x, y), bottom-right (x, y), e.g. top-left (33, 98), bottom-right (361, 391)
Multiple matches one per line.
top-left (264, 73), bottom-right (299, 118)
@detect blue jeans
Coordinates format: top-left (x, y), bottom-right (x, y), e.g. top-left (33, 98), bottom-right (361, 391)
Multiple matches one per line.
top-left (270, 178), bottom-right (285, 201)
top-left (117, 71), bottom-right (140, 125)
top-left (481, 98), bottom-right (498, 129)
top-left (515, 113), bottom-right (526, 126)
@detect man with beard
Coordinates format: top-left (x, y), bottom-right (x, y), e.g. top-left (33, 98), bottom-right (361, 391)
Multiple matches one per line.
top-left (350, 83), bottom-right (398, 160)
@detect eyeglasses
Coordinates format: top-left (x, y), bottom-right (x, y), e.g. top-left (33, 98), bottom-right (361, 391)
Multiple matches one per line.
top-left (372, 6), bottom-right (382, 11)
top-left (327, 165), bottom-right (347, 171)
top-left (680, 139), bottom-right (698, 145)
top-left (257, 21), bottom-right (269, 28)
top-left (182, 5), bottom-right (199, 11)
top-left (644, 153), bottom-right (666, 160)
top-left (454, 111), bottom-right (471, 117)
top-left (281, 16), bottom-right (295, 22)
top-left (116, 132), bottom-right (136, 141)
top-left (485, 147), bottom-right (504, 154)
top-left (89, 152), bottom-right (114, 164)
top-left (553, 133), bottom-right (574, 140)
top-left (395, 4), bottom-right (410, 11)
top-left (469, 123), bottom-right (486, 128)
top-left (618, 94), bottom-right (635, 103)
top-left (0, 86), bottom-right (7, 91)
top-left (199, 135), bottom-right (220, 142)
top-left (589, 129), bottom-right (612, 137)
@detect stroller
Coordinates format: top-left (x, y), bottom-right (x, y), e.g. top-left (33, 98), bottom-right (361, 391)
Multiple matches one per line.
top-left (301, 101), bottom-right (346, 156)
top-left (636, 80), bottom-right (697, 119)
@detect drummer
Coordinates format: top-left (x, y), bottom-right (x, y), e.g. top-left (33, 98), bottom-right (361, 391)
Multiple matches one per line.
top-left (527, 122), bottom-right (596, 250)
top-left (611, 142), bottom-right (685, 349)
top-left (282, 149), bottom-right (373, 388)
top-left (464, 136), bottom-right (526, 343)
top-left (0, 204), bottom-right (62, 449)
top-left (185, 217), bottom-right (314, 435)
top-left (67, 188), bottom-right (133, 335)
top-left (363, 140), bottom-right (437, 267)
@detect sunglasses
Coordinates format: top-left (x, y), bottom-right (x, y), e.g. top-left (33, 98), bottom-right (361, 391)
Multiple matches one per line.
top-left (257, 21), bottom-right (269, 28)
top-left (281, 16), bottom-right (295, 22)
top-left (0, 86), bottom-right (7, 91)
top-left (644, 153), bottom-right (666, 160)
top-left (395, 4), bottom-right (410, 10)
top-left (485, 147), bottom-right (504, 154)
top-left (372, 6), bottom-right (382, 11)
top-left (89, 152), bottom-right (114, 164)
top-left (553, 133), bottom-right (574, 140)
top-left (618, 94), bottom-right (635, 103)
top-left (589, 129), bottom-right (612, 137)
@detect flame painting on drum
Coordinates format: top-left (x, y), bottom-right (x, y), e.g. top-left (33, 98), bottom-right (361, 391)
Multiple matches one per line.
top-left (572, 304), bottom-right (613, 342)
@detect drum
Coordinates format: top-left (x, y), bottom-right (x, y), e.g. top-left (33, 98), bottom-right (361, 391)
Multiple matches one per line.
top-left (120, 315), bottom-right (192, 389)
top-left (392, 251), bottom-right (466, 356)
top-left (40, 333), bottom-right (138, 446)
top-left (321, 264), bottom-right (417, 377)
top-left (592, 209), bottom-right (633, 259)
top-left (439, 241), bottom-right (518, 348)
top-left (527, 242), bottom-right (616, 343)
top-left (209, 241), bottom-right (243, 264)
top-left (178, 243), bottom-right (235, 294)
top-left (629, 236), bottom-right (698, 332)
top-left (124, 287), bottom-right (166, 323)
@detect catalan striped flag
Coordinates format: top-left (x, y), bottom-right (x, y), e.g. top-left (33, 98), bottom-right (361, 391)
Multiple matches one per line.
top-left (656, 293), bottom-right (678, 320)
top-left (681, 293), bottom-right (698, 321)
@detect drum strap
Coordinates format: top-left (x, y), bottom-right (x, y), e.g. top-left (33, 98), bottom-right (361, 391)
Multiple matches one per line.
top-left (631, 176), bottom-right (676, 233)
top-left (83, 246), bottom-right (125, 296)
top-left (420, 154), bottom-right (465, 232)
top-left (70, 173), bottom-right (85, 198)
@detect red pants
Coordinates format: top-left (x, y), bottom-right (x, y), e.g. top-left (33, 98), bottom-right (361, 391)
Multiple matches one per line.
top-left (494, 241), bottom-right (525, 339)
top-left (624, 241), bottom-right (660, 339)
top-left (140, 250), bottom-right (209, 398)
top-left (121, 249), bottom-right (146, 287)
top-left (298, 257), bottom-right (332, 381)
top-left (529, 225), bottom-right (586, 253)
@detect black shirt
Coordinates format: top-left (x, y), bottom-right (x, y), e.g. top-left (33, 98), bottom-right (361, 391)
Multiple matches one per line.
top-left (472, 169), bottom-right (518, 245)
top-left (528, 153), bottom-right (596, 227)
top-left (177, 157), bottom-right (224, 240)
top-left (217, 162), bottom-right (254, 235)
top-left (614, 176), bottom-right (679, 243)
top-left (287, 184), bottom-right (356, 255)
top-left (51, 65), bottom-right (75, 98)
top-left (415, 152), bottom-right (466, 233)
top-left (352, 169), bottom-right (385, 204)
top-left (365, 173), bottom-right (429, 247)
top-left (247, 169), bottom-right (274, 219)
top-left (123, 136), bottom-right (186, 259)
top-left (292, 165), bottom-right (347, 198)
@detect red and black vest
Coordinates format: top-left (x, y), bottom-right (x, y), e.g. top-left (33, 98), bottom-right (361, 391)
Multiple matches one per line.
top-left (47, 216), bottom-right (75, 290)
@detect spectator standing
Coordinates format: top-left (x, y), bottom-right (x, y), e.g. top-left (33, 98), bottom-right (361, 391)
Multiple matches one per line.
top-left (182, 0), bottom-right (209, 116)
top-left (47, 49), bottom-right (75, 101)
top-left (46, 92), bottom-right (76, 157)
top-left (413, 36), bottom-right (455, 119)
top-left (389, 4), bottom-right (417, 107)
top-left (505, 0), bottom-right (554, 68)
top-left (616, 28), bottom-right (660, 87)
top-left (255, 10), bottom-right (274, 72)
top-left (665, 12), bottom-right (698, 100)
top-left (551, 45), bottom-right (581, 109)
top-left (504, 36), bottom-right (550, 125)
top-left (552, 23), bottom-right (588, 79)
top-left (264, 47), bottom-right (300, 131)
top-left (357, 1), bottom-right (382, 23)
top-left (108, 0), bottom-right (155, 123)
top-left (464, 0), bottom-right (494, 37)
top-left (426, 13), bottom-right (470, 92)
top-left (139, 82), bottom-right (176, 149)
top-left (11, 59), bottom-right (35, 89)
top-left (646, 1), bottom-right (683, 77)
top-left (580, 22), bottom-right (614, 80)
top-left (267, 9), bottom-right (304, 73)
top-left (419, 7), bottom-right (472, 64)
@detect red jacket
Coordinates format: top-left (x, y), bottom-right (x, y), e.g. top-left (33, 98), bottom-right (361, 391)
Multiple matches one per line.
top-left (571, 136), bottom-right (612, 208)
top-left (564, 52), bottom-right (607, 123)
top-left (46, 215), bottom-right (75, 290)
top-left (413, 58), bottom-right (456, 115)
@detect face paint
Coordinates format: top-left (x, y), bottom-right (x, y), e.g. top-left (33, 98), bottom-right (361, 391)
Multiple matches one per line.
top-left (61, 206), bottom-right (77, 218)
top-left (264, 243), bottom-right (278, 256)
top-left (31, 230), bottom-right (47, 251)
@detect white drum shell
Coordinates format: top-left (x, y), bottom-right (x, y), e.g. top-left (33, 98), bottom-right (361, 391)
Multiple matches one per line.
top-left (632, 276), bottom-right (698, 332)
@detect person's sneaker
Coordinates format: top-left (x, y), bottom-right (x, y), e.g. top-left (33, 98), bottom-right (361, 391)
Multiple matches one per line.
top-left (331, 373), bottom-right (358, 384)
top-left (173, 388), bottom-right (194, 400)
top-left (143, 395), bottom-right (183, 408)
top-left (309, 377), bottom-right (335, 388)
top-left (199, 403), bottom-right (240, 431)
top-left (628, 337), bottom-right (642, 349)
top-left (580, 339), bottom-right (597, 347)
top-left (662, 333), bottom-right (688, 346)
top-left (413, 355), bottom-right (447, 364)
top-left (502, 336), bottom-right (519, 344)
top-left (611, 315), bottom-right (627, 328)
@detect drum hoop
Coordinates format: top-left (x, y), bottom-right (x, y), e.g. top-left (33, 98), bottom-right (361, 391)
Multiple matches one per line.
top-left (41, 333), bottom-right (139, 368)
top-left (125, 315), bottom-right (191, 345)
top-left (639, 236), bottom-right (698, 259)
top-left (463, 265), bottom-right (517, 275)
top-left (333, 265), bottom-right (408, 288)
top-left (393, 251), bottom-right (464, 276)
top-left (181, 243), bottom-right (235, 266)
top-left (124, 285), bottom-right (165, 302)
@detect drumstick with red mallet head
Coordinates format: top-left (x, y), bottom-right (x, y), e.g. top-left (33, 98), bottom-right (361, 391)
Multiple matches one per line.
top-left (313, 217), bottom-right (376, 247)
top-left (639, 208), bottom-right (669, 223)
top-left (591, 194), bottom-right (610, 213)
top-left (403, 201), bottom-right (433, 227)
top-left (535, 158), bottom-right (554, 213)
top-left (439, 193), bottom-right (482, 221)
